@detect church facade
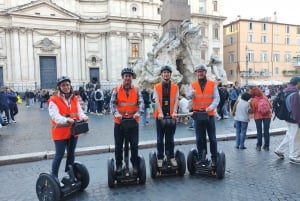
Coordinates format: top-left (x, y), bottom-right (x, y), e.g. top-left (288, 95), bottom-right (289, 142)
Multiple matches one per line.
top-left (0, 0), bottom-right (225, 91)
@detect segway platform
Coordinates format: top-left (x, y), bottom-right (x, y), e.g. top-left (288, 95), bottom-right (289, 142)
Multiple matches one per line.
top-left (149, 150), bottom-right (186, 178)
top-left (187, 148), bottom-right (226, 179)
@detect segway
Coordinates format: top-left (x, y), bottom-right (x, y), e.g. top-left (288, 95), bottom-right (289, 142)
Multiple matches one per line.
top-left (149, 116), bottom-right (186, 178)
top-left (187, 149), bottom-right (226, 179)
top-left (107, 118), bottom-right (146, 188)
top-left (186, 110), bottom-right (226, 179)
top-left (36, 121), bottom-right (90, 201)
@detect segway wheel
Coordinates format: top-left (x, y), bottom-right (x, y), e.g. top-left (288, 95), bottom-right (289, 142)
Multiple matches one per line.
top-left (187, 148), bottom-right (197, 175)
top-left (36, 173), bottom-right (61, 201)
top-left (73, 162), bottom-right (90, 190)
top-left (216, 151), bottom-right (226, 179)
top-left (138, 156), bottom-right (146, 185)
top-left (107, 158), bottom-right (115, 188)
top-left (149, 151), bottom-right (157, 179)
top-left (175, 150), bottom-right (186, 176)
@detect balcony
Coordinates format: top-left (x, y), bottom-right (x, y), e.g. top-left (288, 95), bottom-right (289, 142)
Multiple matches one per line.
top-left (282, 70), bottom-right (297, 76)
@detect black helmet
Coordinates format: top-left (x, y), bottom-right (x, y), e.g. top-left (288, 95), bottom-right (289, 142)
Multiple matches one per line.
top-left (160, 65), bottom-right (172, 74)
top-left (121, 67), bottom-right (135, 77)
top-left (57, 76), bottom-right (71, 86)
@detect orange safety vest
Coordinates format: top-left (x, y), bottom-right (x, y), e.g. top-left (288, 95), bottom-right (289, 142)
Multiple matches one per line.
top-left (191, 80), bottom-right (216, 116)
top-left (113, 85), bottom-right (140, 124)
top-left (153, 82), bottom-right (178, 118)
top-left (50, 95), bottom-right (80, 140)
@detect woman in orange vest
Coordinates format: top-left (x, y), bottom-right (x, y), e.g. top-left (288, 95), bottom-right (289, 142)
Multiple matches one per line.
top-left (110, 68), bottom-right (144, 174)
top-left (187, 64), bottom-right (220, 167)
top-left (48, 76), bottom-right (88, 178)
top-left (153, 65), bottom-right (179, 168)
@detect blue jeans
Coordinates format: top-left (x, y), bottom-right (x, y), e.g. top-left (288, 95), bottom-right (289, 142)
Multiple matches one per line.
top-left (52, 136), bottom-right (78, 178)
top-left (235, 120), bottom-right (249, 148)
top-left (255, 118), bottom-right (271, 147)
top-left (194, 116), bottom-right (218, 159)
top-left (156, 118), bottom-right (176, 159)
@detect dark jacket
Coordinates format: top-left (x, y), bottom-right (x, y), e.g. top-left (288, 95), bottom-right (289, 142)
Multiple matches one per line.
top-left (284, 84), bottom-right (300, 127)
top-left (0, 91), bottom-right (9, 111)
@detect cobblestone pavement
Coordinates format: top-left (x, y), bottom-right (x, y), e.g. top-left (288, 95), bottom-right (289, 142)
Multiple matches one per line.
top-left (0, 136), bottom-right (299, 201)
top-left (0, 103), bottom-right (287, 156)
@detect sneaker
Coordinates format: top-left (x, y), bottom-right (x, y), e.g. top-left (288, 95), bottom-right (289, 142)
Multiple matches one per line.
top-left (170, 158), bottom-right (178, 167)
top-left (224, 115), bottom-right (229, 119)
top-left (240, 147), bottom-right (247, 149)
top-left (188, 126), bottom-right (195, 131)
top-left (263, 146), bottom-right (269, 151)
top-left (274, 151), bottom-right (284, 159)
top-left (12, 120), bottom-right (16, 123)
top-left (217, 117), bottom-right (222, 120)
top-left (256, 146), bottom-right (261, 151)
top-left (116, 164), bottom-right (122, 174)
top-left (289, 158), bottom-right (300, 164)
top-left (157, 159), bottom-right (163, 168)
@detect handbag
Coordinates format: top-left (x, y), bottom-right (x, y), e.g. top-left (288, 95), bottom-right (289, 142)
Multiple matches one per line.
top-left (192, 110), bottom-right (209, 121)
top-left (71, 121), bottom-right (89, 135)
top-left (120, 118), bottom-right (138, 130)
top-left (160, 116), bottom-right (176, 128)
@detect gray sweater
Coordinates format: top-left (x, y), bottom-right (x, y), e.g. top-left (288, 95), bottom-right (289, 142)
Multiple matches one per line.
top-left (234, 99), bottom-right (250, 122)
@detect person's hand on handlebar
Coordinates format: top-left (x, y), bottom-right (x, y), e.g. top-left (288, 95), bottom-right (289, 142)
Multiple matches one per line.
top-left (82, 116), bottom-right (89, 122)
top-left (66, 118), bottom-right (75, 124)
top-left (158, 112), bottom-right (164, 120)
top-left (114, 113), bottom-right (122, 120)
top-left (171, 112), bottom-right (178, 120)
top-left (133, 112), bottom-right (140, 119)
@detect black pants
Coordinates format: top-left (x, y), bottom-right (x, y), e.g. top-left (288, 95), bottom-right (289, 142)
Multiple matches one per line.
top-left (114, 123), bottom-right (139, 167)
top-left (9, 104), bottom-right (18, 121)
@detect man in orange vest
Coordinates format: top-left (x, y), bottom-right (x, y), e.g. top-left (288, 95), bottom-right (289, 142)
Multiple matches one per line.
top-left (48, 76), bottom-right (89, 178)
top-left (187, 64), bottom-right (220, 167)
top-left (153, 65), bottom-right (179, 168)
top-left (110, 68), bottom-right (144, 174)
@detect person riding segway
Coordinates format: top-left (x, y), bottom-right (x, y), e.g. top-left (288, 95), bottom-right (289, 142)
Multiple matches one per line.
top-left (186, 64), bottom-right (226, 179)
top-left (149, 65), bottom-right (186, 178)
top-left (36, 76), bottom-right (90, 201)
top-left (107, 68), bottom-right (146, 187)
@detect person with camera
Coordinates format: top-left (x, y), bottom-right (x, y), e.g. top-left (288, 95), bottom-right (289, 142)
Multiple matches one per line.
top-left (153, 65), bottom-right (179, 168)
top-left (48, 76), bottom-right (88, 178)
top-left (110, 68), bottom-right (144, 174)
top-left (187, 64), bottom-right (220, 167)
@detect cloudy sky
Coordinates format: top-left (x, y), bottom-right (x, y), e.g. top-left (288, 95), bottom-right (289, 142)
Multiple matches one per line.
top-left (222, 0), bottom-right (300, 25)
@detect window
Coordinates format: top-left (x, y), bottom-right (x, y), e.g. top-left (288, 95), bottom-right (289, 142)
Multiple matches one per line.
top-left (247, 34), bottom-right (253, 42)
top-left (229, 53), bottom-right (234, 63)
top-left (199, 1), bottom-right (205, 14)
top-left (213, 28), bottom-right (219, 40)
top-left (262, 23), bottom-right (267, 31)
top-left (132, 6), bottom-right (137, 12)
top-left (229, 69), bottom-right (234, 77)
top-left (274, 35), bottom-right (280, 44)
top-left (275, 67), bottom-right (279, 74)
top-left (261, 52), bottom-right (268, 62)
top-left (247, 51), bottom-right (254, 62)
top-left (297, 27), bottom-right (300, 34)
top-left (248, 22), bottom-right (253, 30)
top-left (285, 25), bottom-right (290, 33)
top-left (200, 27), bottom-right (206, 36)
top-left (228, 36), bottom-right (234, 45)
top-left (201, 50), bottom-right (206, 61)
top-left (131, 43), bottom-right (139, 58)
top-left (229, 25), bottom-right (233, 32)
top-left (285, 37), bottom-right (290, 45)
top-left (297, 37), bottom-right (300, 45)
top-left (285, 53), bottom-right (291, 63)
top-left (273, 52), bottom-right (280, 62)
top-left (157, 8), bottom-right (160, 14)
top-left (261, 35), bottom-right (267, 43)
top-left (213, 1), bottom-right (218, 12)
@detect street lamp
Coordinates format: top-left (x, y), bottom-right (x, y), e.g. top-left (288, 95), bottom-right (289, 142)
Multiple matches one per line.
top-left (245, 46), bottom-right (249, 86)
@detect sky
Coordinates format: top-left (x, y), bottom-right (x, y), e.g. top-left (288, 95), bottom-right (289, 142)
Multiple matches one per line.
top-left (222, 0), bottom-right (300, 25)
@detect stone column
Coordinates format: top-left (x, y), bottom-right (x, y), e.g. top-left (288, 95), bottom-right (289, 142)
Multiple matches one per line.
top-left (27, 29), bottom-right (35, 81)
top-left (11, 28), bottom-right (21, 81)
top-left (80, 33), bottom-right (86, 81)
top-left (101, 34), bottom-right (107, 81)
top-left (4, 28), bottom-right (12, 82)
top-left (60, 31), bottom-right (67, 76)
top-left (72, 32), bottom-right (79, 80)
top-left (65, 31), bottom-right (73, 77)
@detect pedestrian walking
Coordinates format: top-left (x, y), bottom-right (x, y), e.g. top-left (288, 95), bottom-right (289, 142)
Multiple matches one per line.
top-left (274, 76), bottom-right (300, 164)
top-left (187, 63), bottom-right (220, 166)
top-left (232, 92), bottom-right (252, 149)
top-left (48, 76), bottom-right (88, 178)
top-left (250, 87), bottom-right (272, 151)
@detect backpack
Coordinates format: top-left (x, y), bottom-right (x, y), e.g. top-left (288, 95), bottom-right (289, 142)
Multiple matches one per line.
top-left (272, 91), bottom-right (297, 121)
top-left (94, 91), bottom-right (102, 101)
top-left (256, 96), bottom-right (271, 116)
top-left (219, 88), bottom-right (229, 101)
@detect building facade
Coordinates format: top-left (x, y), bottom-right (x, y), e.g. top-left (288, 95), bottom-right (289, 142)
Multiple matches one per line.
top-left (223, 17), bottom-right (300, 86)
top-left (0, 0), bottom-right (225, 91)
